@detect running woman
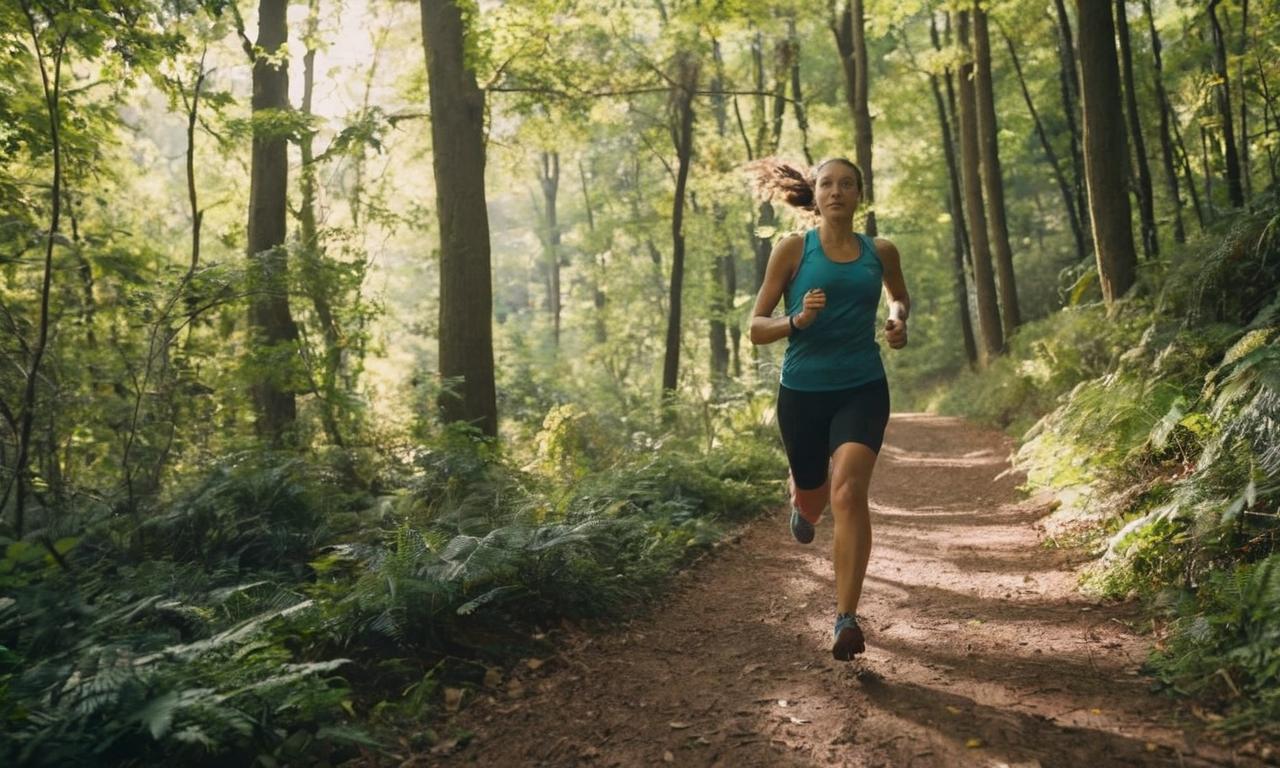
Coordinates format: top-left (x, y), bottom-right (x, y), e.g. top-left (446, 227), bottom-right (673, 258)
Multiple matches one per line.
top-left (747, 157), bottom-right (910, 661)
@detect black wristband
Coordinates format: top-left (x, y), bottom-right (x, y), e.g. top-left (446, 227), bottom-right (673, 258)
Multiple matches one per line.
top-left (788, 314), bottom-right (800, 335)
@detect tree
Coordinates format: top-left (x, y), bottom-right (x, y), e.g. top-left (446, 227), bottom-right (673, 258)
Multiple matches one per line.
top-left (1076, 0), bottom-right (1137, 307)
top-left (927, 13), bottom-right (978, 369)
top-left (1052, 0), bottom-right (1088, 245)
top-left (661, 51), bottom-right (699, 403)
top-left (1207, 0), bottom-right (1245, 208)
top-left (535, 150), bottom-right (562, 348)
top-left (245, 0), bottom-right (300, 446)
top-left (1140, 0), bottom-right (1187, 243)
top-left (420, 0), bottom-right (498, 436)
top-left (1114, 0), bottom-right (1157, 259)
top-left (832, 0), bottom-right (876, 235)
top-left (972, 2), bottom-right (1020, 335)
top-left (956, 10), bottom-right (1002, 359)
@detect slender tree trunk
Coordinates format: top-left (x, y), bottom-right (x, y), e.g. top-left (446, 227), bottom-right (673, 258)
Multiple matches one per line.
top-left (1207, 0), bottom-right (1244, 207)
top-left (578, 159), bottom-right (607, 344)
top-left (1141, 0), bottom-right (1187, 243)
top-left (787, 17), bottom-right (813, 166)
top-left (10, 11), bottom-right (68, 536)
top-left (930, 14), bottom-right (978, 369)
top-left (832, 0), bottom-right (876, 235)
top-left (1238, 0), bottom-right (1251, 200)
top-left (1076, 0), bottom-right (1138, 308)
top-left (1115, 0), bottom-right (1158, 260)
top-left (662, 54), bottom-right (698, 403)
top-left (1053, 0), bottom-right (1089, 244)
top-left (1256, 51), bottom-right (1280, 189)
top-left (420, 0), bottom-right (497, 436)
top-left (972, 3), bottom-right (1020, 334)
top-left (1170, 88), bottom-right (1206, 227)
top-left (1002, 26), bottom-right (1086, 261)
top-left (957, 11), bottom-right (1002, 359)
top-left (299, 0), bottom-right (345, 448)
top-left (709, 41), bottom-right (732, 383)
top-left (246, 0), bottom-right (299, 446)
top-left (537, 151), bottom-right (561, 348)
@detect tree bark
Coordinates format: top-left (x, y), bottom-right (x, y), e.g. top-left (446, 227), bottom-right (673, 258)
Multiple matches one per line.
top-left (930, 14), bottom-right (978, 369)
top-left (299, 0), bottom-right (345, 448)
top-left (832, 0), bottom-right (876, 235)
top-left (956, 11), bottom-right (1003, 359)
top-left (1052, 0), bottom-right (1089, 244)
top-left (1114, 0), bottom-right (1158, 260)
top-left (972, 3), bottom-right (1020, 334)
top-left (1076, 0), bottom-right (1138, 307)
top-left (537, 151), bottom-right (561, 348)
top-left (709, 40), bottom-right (731, 383)
top-left (1141, 0), bottom-right (1187, 243)
top-left (662, 54), bottom-right (698, 403)
top-left (1207, 0), bottom-right (1244, 207)
top-left (1238, 0), bottom-right (1251, 200)
top-left (247, 0), bottom-right (299, 446)
top-left (420, 0), bottom-right (498, 436)
top-left (1002, 26), bottom-right (1086, 261)
top-left (578, 159), bottom-right (608, 344)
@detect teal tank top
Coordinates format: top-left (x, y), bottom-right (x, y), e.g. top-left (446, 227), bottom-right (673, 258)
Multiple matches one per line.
top-left (781, 228), bottom-right (886, 391)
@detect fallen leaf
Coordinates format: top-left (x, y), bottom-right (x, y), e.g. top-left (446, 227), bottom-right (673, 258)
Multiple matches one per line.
top-left (483, 668), bottom-right (502, 688)
top-left (1145, 742), bottom-right (1158, 753)
top-left (663, 750), bottom-right (675, 763)
top-left (965, 738), bottom-right (983, 749)
top-left (777, 699), bottom-right (789, 707)
top-left (1090, 708), bottom-right (1102, 715)
top-left (669, 721), bottom-right (692, 730)
top-left (526, 658), bottom-right (545, 671)
top-left (506, 679), bottom-right (524, 698)
top-left (788, 716), bottom-right (810, 725)
top-left (444, 687), bottom-right (464, 712)
top-left (946, 706), bottom-right (962, 716)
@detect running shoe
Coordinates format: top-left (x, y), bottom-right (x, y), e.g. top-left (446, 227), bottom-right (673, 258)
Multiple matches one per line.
top-left (789, 505), bottom-right (815, 544)
top-left (832, 612), bottom-right (865, 660)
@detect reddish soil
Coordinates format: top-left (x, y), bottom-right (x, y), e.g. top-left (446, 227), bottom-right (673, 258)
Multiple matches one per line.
top-left (422, 414), bottom-right (1272, 767)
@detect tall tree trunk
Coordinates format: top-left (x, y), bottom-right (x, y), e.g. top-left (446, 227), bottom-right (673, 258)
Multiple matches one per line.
top-left (578, 159), bottom-right (607, 344)
top-left (299, 0), bottom-right (346, 448)
top-left (709, 40), bottom-right (731, 383)
top-left (662, 54), bottom-right (698, 403)
top-left (1207, 0), bottom-right (1244, 208)
top-left (1053, 0), bottom-right (1089, 244)
top-left (420, 0), bottom-right (497, 436)
top-left (787, 17), bottom-right (813, 166)
top-left (537, 151), bottom-right (561, 348)
top-left (247, 0), bottom-right (299, 446)
top-left (957, 10), bottom-right (1003, 359)
top-left (1114, 0), bottom-right (1158, 260)
top-left (972, 3), bottom-right (1020, 334)
top-left (1238, 0), bottom-right (1251, 200)
top-left (1141, 0), bottom-right (1187, 243)
top-left (1076, 0), bottom-right (1138, 308)
top-left (930, 14), bottom-right (978, 369)
top-left (1002, 26), bottom-right (1086, 261)
top-left (832, 0), bottom-right (876, 235)
top-left (9, 10), bottom-right (67, 535)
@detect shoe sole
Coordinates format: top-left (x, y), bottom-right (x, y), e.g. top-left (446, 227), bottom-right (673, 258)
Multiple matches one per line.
top-left (790, 511), bottom-right (814, 544)
top-left (832, 625), bottom-right (866, 661)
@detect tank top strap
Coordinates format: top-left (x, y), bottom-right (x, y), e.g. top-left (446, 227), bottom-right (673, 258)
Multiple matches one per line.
top-left (855, 232), bottom-right (880, 266)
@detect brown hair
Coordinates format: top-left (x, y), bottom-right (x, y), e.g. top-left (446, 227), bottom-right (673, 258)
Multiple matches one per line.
top-left (746, 157), bottom-right (864, 212)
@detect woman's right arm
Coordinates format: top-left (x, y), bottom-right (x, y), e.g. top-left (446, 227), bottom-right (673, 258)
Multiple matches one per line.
top-left (749, 234), bottom-right (810, 345)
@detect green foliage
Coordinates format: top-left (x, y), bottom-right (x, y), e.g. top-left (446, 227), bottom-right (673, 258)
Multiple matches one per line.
top-left (1148, 554), bottom-right (1280, 736)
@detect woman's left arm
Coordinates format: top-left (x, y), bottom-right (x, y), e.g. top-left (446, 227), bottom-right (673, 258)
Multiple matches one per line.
top-left (876, 238), bottom-right (910, 349)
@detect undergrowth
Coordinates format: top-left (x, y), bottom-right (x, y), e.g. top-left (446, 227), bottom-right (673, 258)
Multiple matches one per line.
top-left (0, 398), bottom-right (786, 765)
top-left (933, 195), bottom-right (1280, 736)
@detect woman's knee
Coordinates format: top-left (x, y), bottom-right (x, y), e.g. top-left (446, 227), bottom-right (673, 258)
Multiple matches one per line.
top-left (830, 478), bottom-right (868, 514)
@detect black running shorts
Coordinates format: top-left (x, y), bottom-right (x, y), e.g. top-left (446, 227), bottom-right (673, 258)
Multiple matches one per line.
top-left (777, 377), bottom-right (891, 491)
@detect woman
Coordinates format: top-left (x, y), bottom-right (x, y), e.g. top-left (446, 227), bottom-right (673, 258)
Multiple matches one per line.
top-left (748, 157), bottom-right (909, 661)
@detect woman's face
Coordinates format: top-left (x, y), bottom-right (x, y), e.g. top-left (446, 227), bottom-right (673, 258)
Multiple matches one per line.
top-left (814, 162), bottom-right (861, 218)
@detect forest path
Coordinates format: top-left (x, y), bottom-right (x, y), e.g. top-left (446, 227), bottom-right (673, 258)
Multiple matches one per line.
top-left (428, 414), bottom-right (1260, 767)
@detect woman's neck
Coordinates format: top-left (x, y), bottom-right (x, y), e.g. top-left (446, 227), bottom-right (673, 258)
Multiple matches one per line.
top-left (818, 216), bottom-right (857, 242)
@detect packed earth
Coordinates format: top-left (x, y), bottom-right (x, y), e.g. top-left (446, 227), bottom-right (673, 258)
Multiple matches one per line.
top-left (419, 415), bottom-right (1272, 767)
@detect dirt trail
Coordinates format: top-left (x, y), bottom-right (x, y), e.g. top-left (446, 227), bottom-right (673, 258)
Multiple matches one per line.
top-left (429, 414), bottom-right (1265, 767)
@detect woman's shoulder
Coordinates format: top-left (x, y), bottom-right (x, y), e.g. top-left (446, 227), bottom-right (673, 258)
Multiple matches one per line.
top-left (870, 236), bottom-right (900, 264)
top-left (771, 230), bottom-right (809, 260)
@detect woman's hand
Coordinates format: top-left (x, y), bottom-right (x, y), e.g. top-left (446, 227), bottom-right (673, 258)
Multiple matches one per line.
top-left (885, 316), bottom-right (908, 349)
top-left (795, 288), bottom-right (826, 329)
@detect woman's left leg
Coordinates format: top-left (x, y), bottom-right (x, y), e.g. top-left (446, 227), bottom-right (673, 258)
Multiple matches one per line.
top-left (829, 441), bottom-right (878, 615)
